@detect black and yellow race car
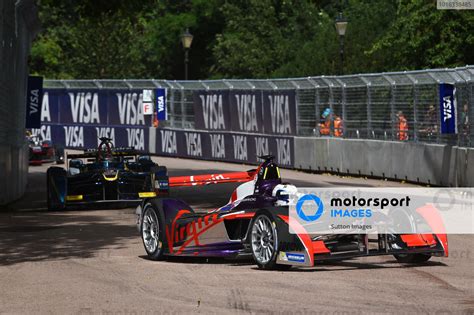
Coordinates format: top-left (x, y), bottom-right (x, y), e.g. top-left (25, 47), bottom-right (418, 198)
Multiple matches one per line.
top-left (46, 138), bottom-right (169, 210)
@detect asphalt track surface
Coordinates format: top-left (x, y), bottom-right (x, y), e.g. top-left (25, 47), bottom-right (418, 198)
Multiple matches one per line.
top-left (0, 155), bottom-right (473, 314)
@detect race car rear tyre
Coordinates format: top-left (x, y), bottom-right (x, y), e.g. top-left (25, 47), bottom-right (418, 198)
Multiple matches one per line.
top-left (250, 212), bottom-right (291, 271)
top-left (394, 253), bottom-right (431, 263)
top-left (141, 201), bottom-right (165, 260)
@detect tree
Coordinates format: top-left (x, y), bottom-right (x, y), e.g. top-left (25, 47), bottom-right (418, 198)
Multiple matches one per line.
top-left (30, 0), bottom-right (158, 79)
top-left (342, 0), bottom-right (398, 74)
top-left (29, 0), bottom-right (472, 80)
top-left (30, 0), bottom-right (225, 80)
top-left (141, 0), bottom-right (225, 80)
top-left (211, 0), bottom-right (398, 78)
top-left (211, 0), bottom-right (287, 78)
top-left (367, 0), bottom-right (474, 71)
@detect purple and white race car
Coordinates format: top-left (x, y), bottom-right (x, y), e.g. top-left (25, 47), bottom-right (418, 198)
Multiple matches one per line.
top-left (136, 156), bottom-right (448, 270)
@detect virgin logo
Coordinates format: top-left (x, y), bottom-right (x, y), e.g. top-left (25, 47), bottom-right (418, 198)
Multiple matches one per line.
top-left (165, 210), bottom-right (223, 254)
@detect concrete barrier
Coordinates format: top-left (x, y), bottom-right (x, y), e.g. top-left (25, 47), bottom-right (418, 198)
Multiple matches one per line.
top-left (0, 0), bottom-right (40, 204)
top-left (313, 139), bottom-right (329, 172)
top-left (294, 137), bottom-right (474, 186)
top-left (0, 144), bottom-right (28, 205)
top-left (465, 148), bottom-right (474, 187)
top-left (0, 0), bottom-right (39, 205)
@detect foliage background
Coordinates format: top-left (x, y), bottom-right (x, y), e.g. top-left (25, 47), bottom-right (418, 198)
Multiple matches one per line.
top-left (30, 0), bottom-right (474, 80)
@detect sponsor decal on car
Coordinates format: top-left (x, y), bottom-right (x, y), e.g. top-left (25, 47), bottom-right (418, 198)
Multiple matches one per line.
top-left (155, 180), bottom-right (169, 189)
top-left (138, 192), bottom-right (157, 198)
top-left (279, 251), bottom-right (305, 263)
top-left (166, 210), bottom-right (223, 254)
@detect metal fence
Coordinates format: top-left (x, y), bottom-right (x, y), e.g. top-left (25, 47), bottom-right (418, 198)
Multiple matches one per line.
top-left (44, 66), bottom-right (474, 147)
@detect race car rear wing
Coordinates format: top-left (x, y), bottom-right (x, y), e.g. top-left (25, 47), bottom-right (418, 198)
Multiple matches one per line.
top-left (169, 156), bottom-right (276, 187)
top-left (67, 148), bottom-right (144, 160)
top-left (169, 170), bottom-right (256, 187)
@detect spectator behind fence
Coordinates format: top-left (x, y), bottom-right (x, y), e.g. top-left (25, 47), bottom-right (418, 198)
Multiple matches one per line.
top-left (419, 105), bottom-right (438, 138)
top-left (397, 110), bottom-right (408, 141)
top-left (318, 108), bottom-right (343, 137)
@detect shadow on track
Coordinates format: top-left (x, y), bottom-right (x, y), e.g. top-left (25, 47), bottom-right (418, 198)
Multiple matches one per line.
top-left (138, 254), bottom-right (447, 271)
top-left (250, 259), bottom-right (447, 272)
top-left (138, 255), bottom-right (255, 267)
top-left (0, 211), bottom-right (137, 266)
top-left (4, 172), bottom-right (48, 212)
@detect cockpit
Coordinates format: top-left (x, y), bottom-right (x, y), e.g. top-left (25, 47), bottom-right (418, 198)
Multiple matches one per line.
top-left (257, 162), bottom-right (281, 181)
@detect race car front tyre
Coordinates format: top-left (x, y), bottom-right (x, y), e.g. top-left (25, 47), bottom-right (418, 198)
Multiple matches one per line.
top-left (250, 212), bottom-right (291, 270)
top-left (141, 201), bottom-right (165, 260)
top-left (47, 167), bottom-right (67, 211)
top-left (394, 253), bottom-right (431, 263)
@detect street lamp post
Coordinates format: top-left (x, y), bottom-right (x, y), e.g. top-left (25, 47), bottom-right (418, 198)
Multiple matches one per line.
top-left (181, 28), bottom-right (193, 80)
top-left (335, 12), bottom-right (348, 75)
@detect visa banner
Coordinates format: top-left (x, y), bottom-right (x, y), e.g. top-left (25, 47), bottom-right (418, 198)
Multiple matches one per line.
top-left (156, 88), bottom-right (167, 120)
top-left (192, 90), bottom-right (231, 130)
top-left (439, 83), bottom-right (457, 134)
top-left (262, 90), bottom-right (296, 135)
top-left (25, 76), bottom-right (44, 128)
top-left (155, 128), bottom-right (294, 167)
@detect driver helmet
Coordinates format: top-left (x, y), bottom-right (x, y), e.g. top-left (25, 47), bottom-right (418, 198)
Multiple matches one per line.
top-left (322, 108), bottom-right (332, 119)
top-left (272, 184), bottom-right (298, 205)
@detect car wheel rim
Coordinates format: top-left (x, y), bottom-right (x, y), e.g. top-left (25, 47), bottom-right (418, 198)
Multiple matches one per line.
top-left (142, 208), bottom-right (160, 254)
top-left (251, 215), bottom-right (276, 264)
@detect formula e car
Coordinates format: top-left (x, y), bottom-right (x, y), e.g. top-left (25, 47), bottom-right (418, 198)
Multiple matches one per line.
top-left (28, 134), bottom-right (64, 165)
top-left (136, 156), bottom-right (448, 270)
top-left (47, 137), bottom-right (169, 210)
